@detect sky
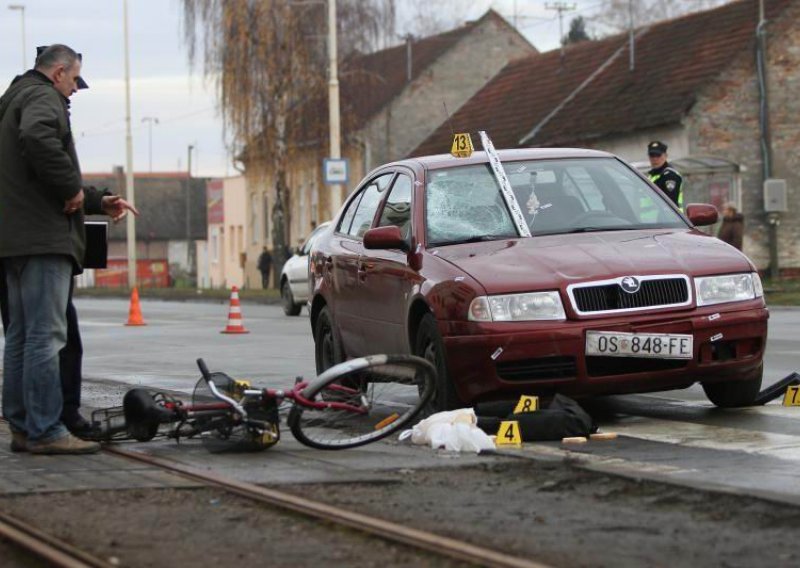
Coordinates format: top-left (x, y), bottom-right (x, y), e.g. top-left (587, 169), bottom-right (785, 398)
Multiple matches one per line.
top-left (0, 0), bottom-right (606, 178)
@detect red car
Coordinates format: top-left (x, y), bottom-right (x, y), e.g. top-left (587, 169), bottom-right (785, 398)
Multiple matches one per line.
top-left (309, 149), bottom-right (767, 411)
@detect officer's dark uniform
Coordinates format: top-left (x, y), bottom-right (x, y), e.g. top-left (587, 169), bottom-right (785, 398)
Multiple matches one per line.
top-left (647, 141), bottom-right (683, 208)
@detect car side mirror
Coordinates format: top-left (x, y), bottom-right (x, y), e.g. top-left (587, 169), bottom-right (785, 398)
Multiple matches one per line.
top-left (363, 226), bottom-right (410, 252)
top-left (685, 203), bottom-right (719, 227)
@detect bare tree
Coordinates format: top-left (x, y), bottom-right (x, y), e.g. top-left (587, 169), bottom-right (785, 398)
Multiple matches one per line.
top-left (591, 0), bottom-right (732, 33)
top-left (180, 0), bottom-right (395, 282)
top-left (397, 0), bottom-right (464, 37)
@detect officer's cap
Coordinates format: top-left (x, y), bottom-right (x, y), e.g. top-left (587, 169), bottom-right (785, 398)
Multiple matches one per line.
top-left (36, 45), bottom-right (88, 89)
top-left (647, 141), bottom-right (667, 156)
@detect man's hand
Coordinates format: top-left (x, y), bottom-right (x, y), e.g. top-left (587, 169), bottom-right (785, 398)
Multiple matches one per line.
top-left (101, 195), bottom-right (140, 222)
top-left (64, 189), bottom-right (85, 214)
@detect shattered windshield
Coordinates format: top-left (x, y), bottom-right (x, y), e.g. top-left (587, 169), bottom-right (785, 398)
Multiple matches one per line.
top-left (425, 158), bottom-right (687, 245)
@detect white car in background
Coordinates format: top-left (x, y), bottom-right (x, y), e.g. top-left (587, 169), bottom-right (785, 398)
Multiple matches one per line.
top-left (280, 222), bottom-right (331, 316)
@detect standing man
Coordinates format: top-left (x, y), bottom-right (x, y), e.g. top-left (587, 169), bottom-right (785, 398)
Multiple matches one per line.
top-left (257, 246), bottom-right (273, 289)
top-left (0, 45), bottom-right (137, 454)
top-left (647, 141), bottom-right (684, 208)
top-left (717, 202), bottom-right (744, 251)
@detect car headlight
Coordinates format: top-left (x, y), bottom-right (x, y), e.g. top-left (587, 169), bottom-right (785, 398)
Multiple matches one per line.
top-left (695, 273), bottom-right (763, 306)
top-left (468, 291), bottom-right (566, 322)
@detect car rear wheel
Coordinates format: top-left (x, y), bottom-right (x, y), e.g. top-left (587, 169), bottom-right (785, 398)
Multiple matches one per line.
top-left (314, 306), bottom-right (344, 375)
top-left (415, 313), bottom-right (462, 412)
top-left (281, 280), bottom-right (302, 316)
top-left (702, 363), bottom-right (763, 408)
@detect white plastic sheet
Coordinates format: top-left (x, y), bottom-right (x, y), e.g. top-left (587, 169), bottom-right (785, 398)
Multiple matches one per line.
top-left (399, 408), bottom-right (496, 453)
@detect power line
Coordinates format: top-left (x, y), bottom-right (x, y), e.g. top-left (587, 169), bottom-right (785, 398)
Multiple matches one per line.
top-left (79, 107), bottom-right (214, 139)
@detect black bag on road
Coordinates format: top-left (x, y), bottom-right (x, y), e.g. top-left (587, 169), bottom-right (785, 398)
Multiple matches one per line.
top-left (475, 394), bottom-right (596, 441)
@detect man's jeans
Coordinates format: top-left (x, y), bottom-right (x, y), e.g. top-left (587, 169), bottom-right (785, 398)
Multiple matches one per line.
top-left (2, 255), bottom-right (72, 442)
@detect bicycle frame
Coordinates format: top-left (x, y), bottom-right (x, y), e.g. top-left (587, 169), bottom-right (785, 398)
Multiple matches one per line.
top-left (91, 354), bottom-right (435, 451)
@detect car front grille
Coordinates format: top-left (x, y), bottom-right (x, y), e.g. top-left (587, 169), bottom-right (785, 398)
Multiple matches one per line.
top-left (496, 356), bottom-right (577, 382)
top-left (571, 277), bottom-right (689, 314)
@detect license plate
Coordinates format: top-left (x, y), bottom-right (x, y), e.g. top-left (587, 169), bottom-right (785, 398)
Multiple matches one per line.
top-left (585, 331), bottom-right (693, 359)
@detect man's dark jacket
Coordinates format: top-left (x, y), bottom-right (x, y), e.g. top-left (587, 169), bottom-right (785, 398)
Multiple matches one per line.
top-left (0, 70), bottom-right (104, 272)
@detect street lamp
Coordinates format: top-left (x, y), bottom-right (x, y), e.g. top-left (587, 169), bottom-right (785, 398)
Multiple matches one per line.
top-left (141, 116), bottom-right (159, 172)
top-left (290, 0), bottom-right (341, 219)
top-left (8, 4), bottom-right (26, 69)
top-left (123, 0), bottom-right (137, 289)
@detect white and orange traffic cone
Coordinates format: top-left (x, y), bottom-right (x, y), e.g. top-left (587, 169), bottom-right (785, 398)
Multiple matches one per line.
top-left (221, 286), bottom-right (249, 334)
top-left (125, 287), bottom-right (146, 326)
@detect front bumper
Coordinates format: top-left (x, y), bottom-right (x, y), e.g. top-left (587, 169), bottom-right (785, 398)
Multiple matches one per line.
top-left (442, 303), bottom-right (768, 403)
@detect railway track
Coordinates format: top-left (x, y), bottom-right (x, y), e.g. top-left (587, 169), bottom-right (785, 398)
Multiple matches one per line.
top-left (1, 442), bottom-right (550, 568)
top-left (0, 509), bottom-right (113, 568)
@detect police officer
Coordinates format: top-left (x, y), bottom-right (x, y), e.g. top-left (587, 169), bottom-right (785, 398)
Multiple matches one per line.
top-left (647, 141), bottom-right (683, 208)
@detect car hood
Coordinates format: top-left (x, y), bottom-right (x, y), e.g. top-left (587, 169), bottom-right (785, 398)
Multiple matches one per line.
top-left (432, 229), bottom-right (754, 294)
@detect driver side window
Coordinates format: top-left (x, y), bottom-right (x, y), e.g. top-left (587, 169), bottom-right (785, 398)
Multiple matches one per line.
top-left (378, 174), bottom-right (412, 239)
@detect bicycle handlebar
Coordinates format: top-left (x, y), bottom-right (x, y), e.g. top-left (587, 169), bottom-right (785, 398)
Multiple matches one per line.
top-left (195, 358), bottom-right (248, 421)
top-left (196, 358), bottom-right (211, 381)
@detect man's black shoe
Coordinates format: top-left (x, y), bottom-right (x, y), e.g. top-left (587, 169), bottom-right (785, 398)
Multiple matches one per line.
top-left (64, 416), bottom-right (98, 439)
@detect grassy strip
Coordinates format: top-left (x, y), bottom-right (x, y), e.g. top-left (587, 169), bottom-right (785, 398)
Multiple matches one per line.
top-left (763, 278), bottom-right (800, 306)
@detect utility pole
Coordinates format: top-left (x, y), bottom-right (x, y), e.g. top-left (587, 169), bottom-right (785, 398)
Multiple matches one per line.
top-left (328, 0), bottom-right (343, 219)
top-left (141, 116), bottom-right (159, 172)
top-left (123, 0), bottom-right (137, 289)
top-left (186, 144), bottom-right (194, 281)
top-left (629, 0), bottom-right (635, 71)
top-left (8, 4), bottom-right (26, 69)
top-left (546, 2), bottom-right (576, 61)
top-left (757, 0), bottom-right (778, 280)
top-left (399, 33), bottom-right (414, 83)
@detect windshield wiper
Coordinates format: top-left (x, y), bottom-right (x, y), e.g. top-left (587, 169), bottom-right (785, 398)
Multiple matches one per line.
top-left (431, 234), bottom-right (515, 246)
top-left (534, 226), bottom-right (635, 236)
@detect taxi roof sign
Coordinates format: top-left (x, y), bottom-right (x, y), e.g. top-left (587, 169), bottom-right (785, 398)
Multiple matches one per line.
top-left (451, 133), bottom-right (474, 158)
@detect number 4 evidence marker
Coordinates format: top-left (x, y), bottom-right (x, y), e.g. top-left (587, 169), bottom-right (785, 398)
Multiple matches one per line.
top-left (496, 421), bottom-right (522, 447)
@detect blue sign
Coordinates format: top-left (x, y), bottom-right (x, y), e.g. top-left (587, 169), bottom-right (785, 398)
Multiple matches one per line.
top-left (323, 158), bottom-right (349, 185)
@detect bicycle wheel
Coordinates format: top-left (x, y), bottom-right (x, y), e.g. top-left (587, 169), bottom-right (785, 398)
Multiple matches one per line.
top-left (287, 354), bottom-right (435, 450)
top-left (191, 372), bottom-right (279, 453)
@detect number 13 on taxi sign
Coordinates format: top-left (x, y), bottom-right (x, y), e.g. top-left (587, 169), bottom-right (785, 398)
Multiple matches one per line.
top-left (451, 132), bottom-right (474, 158)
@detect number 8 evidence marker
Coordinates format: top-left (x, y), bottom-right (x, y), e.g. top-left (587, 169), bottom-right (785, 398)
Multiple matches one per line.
top-left (513, 395), bottom-right (539, 414)
top-left (479, 130), bottom-right (531, 238)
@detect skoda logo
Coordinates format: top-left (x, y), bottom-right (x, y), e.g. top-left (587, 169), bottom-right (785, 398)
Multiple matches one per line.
top-left (620, 276), bottom-right (641, 294)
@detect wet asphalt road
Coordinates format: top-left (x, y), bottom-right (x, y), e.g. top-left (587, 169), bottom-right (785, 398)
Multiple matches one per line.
top-left (1, 299), bottom-right (799, 501)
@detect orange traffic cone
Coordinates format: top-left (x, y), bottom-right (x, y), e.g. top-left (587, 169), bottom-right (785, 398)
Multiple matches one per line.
top-left (221, 286), bottom-right (249, 334)
top-left (125, 287), bottom-right (146, 326)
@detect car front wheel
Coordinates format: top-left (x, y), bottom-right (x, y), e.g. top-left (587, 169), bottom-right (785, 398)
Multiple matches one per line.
top-left (702, 363), bottom-right (763, 408)
top-left (281, 280), bottom-right (302, 316)
top-left (414, 313), bottom-right (462, 412)
top-left (313, 306), bottom-right (344, 375)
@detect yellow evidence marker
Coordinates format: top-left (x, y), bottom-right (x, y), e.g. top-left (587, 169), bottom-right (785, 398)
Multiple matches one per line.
top-left (451, 132), bottom-right (474, 158)
top-left (496, 420), bottom-right (522, 447)
top-left (513, 395), bottom-right (539, 414)
top-left (783, 385), bottom-right (800, 406)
